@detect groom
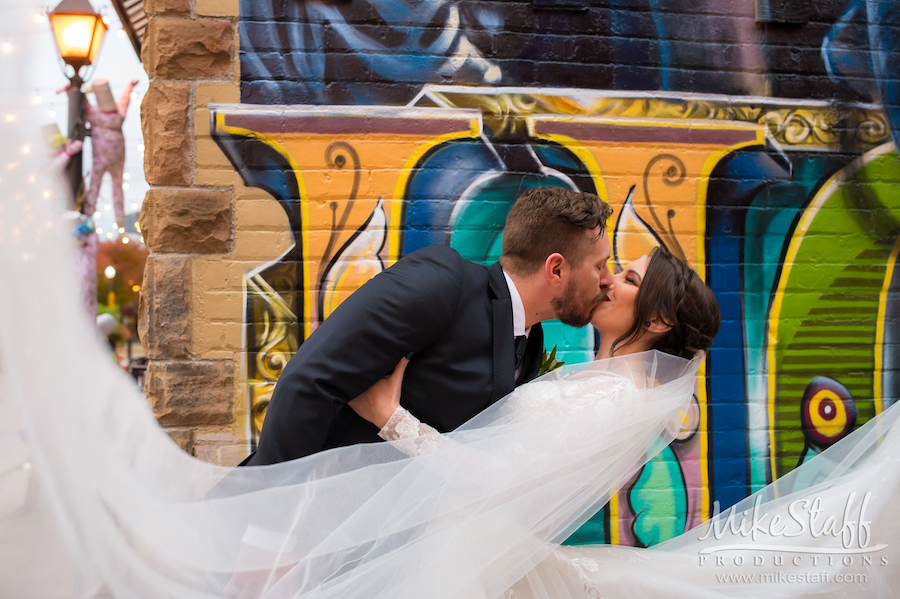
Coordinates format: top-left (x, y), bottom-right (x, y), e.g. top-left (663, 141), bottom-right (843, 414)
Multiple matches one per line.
top-left (245, 187), bottom-right (614, 465)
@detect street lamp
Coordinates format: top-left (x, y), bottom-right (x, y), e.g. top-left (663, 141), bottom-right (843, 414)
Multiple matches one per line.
top-left (47, 0), bottom-right (107, 208)
top-left (104, 265), bottom-right (116, 308)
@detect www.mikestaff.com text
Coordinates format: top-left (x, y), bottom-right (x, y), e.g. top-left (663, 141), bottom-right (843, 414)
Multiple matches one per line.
top-left (716, 571), bottom-right (867, 584)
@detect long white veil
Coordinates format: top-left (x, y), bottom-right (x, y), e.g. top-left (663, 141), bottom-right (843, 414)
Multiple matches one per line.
top-left (0, 160), bottom-right (698, 598)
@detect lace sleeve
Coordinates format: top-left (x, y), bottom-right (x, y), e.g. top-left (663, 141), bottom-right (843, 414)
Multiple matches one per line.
top-left (378, 406), bottom-right (451, 457)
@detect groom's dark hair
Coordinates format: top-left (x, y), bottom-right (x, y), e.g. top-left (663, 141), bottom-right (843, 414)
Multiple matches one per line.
top-left (500, 187), bottom-right (612, 277)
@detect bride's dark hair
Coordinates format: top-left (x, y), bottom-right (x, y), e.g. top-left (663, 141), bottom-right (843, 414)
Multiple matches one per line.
top-left (611, 246), bottom-right (721, 360)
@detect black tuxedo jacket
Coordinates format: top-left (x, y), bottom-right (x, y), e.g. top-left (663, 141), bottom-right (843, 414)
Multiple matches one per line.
top-left (245, 245), bottom-right (543, 465)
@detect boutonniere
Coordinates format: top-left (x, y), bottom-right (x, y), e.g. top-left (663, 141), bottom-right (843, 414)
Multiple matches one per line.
top-left (538, 345), bottom-right (565, 377)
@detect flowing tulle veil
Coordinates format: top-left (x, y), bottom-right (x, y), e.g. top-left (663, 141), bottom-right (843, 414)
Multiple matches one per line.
top-left (4, 163), bottom-right (899, 599)
top-left (0, 150), bottom-right (701, 599)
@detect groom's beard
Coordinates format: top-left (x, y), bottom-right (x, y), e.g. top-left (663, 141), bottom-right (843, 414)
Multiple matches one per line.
top-left (552, 278), bottom-right (607, 328)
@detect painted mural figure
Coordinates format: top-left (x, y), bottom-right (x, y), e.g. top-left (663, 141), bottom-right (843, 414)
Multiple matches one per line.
top-left (240, 187), bottom-right (614, 466)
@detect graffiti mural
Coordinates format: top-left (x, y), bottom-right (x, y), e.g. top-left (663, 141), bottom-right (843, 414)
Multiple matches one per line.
top-left (219, 0), bottom-right (900, 547)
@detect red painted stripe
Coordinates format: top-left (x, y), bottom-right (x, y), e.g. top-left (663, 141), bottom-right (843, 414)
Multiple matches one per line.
top-left (222, 113), bottom-right (473, 136)
top-left (535, 120), bottom-right (759, 145)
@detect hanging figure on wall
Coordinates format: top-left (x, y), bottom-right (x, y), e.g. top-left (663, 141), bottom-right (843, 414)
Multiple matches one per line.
top-left (83, 78), bottom-right (138, 231)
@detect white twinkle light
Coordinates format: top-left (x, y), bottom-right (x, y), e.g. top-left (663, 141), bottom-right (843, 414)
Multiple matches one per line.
top-left (117, 29), bottom-right (125, 38)
top-left (123, 172), bottom-right (131, 180)
top-left (22, 145), bottom-right (30, 155)
top-left (106, 232), bottom-right (113, 239)
top-left (48, 110), bottom-right (56, 118)
top-left (104, 204), bottom-right (112, 211)
top-left (93, 211), bottom-right (101, 218)
top-left (122, 237), bottom-right (130, 244)
top-left (129, 92), bottom-right (137, 100)
top-left (4, 114), bottom-right (15, 123)
top-left (2, 42), bottom-right (12, 53)
top-left (122, 182), bottom-right (129, 190)
top-left (137, 143), bottom-right (144, 152)
top-left (96, 228), bottom-right (103, 234)
top-left (130, 203), bottom-right (138, 210)
top-left (32, 94), bottom-right (43, 105)
top-left (118, 227), bottom-right (125, 233)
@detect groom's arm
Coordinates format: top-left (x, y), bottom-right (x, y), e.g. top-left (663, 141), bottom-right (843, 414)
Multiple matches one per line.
top-left (252, 245), bottom-right (464, 464)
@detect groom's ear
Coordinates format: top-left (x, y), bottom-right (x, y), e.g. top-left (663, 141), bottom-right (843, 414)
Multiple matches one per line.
top-left (543, 253), bottom-right (568, 287)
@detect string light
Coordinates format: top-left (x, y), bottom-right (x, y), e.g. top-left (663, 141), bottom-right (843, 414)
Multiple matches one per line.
top-left (4, 114), bottom-right (15, 123)
top-left (118, 227), bottom-right (125, 233)
top-left (117, 29), bottom-right (125, 38)
top-left (122, 237), bottom-right (130, 244)
top-left (96, 227), bottom-right (103, 234)
top-left (104, 204), bottom-right (111, 211)
top-left (43, 191), bottom-right (51, 199)
top-left (130, 203), bottom-right (138, 210)
top-left (21, 145), bottom-right (31, 155)
top-left (136, 143), bottom-right (144, 152)
top-left (48, 110), bottom-right (56, 118)
top-left (129, 91), bottom-right (137, 100)
top-left (32, 94), bottom-right (43, 105)
top-left (34, 13), bottom-right (47, 24)
top-left (123, 172), bottom-right (131, 180)
top-left (106, 232), bottom-right (113, 239)
top-left (2, 42), bottom-right (12, 53)
top-left (132, 284), bottom-right (140, 292)
top-left (122, 182), bottom-right (129, 190)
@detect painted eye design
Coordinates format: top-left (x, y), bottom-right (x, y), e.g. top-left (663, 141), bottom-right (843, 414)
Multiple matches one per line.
top-left (800, 376), bottom-right (857, 448)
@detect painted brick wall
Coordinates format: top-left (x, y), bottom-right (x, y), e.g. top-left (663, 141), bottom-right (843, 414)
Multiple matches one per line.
top-left (140, 0), bottom-right (900, 548)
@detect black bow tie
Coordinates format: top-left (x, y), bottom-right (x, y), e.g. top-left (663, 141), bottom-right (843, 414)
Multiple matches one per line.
top-left (514, 335), bottom-right (529, 371)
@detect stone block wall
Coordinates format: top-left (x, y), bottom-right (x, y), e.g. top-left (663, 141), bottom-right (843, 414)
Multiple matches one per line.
top-left (140, 0), bottom-right (900, 547)
top-left (139, 0), bottom-right (262, 465)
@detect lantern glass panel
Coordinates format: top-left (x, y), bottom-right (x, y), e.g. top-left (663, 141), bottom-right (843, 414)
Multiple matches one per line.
top-left (88, 18), bottom-right (107, 63)
top-left (50, 14), bottom-right (98, 60)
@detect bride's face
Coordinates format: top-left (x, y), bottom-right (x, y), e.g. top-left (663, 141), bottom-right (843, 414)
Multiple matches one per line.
top-left (590, 255), bottom-right (650, 338)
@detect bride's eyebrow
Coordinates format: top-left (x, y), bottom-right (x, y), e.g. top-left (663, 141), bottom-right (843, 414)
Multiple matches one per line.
top-left (624, 267), bottom-right (642, 283)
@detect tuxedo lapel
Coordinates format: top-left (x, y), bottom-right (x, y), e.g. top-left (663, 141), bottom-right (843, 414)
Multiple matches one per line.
top-left (488, 263), bottom-right (516, 403)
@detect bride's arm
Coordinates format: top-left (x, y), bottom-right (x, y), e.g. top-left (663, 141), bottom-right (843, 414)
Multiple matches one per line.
top-left (348, 358), bottom-right (450, 456)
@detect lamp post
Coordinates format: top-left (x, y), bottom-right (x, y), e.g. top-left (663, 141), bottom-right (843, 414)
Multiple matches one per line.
top-left (48, 0), bottom-right (107, 208)
top-left (104, 265), bottom-right (116, 308)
